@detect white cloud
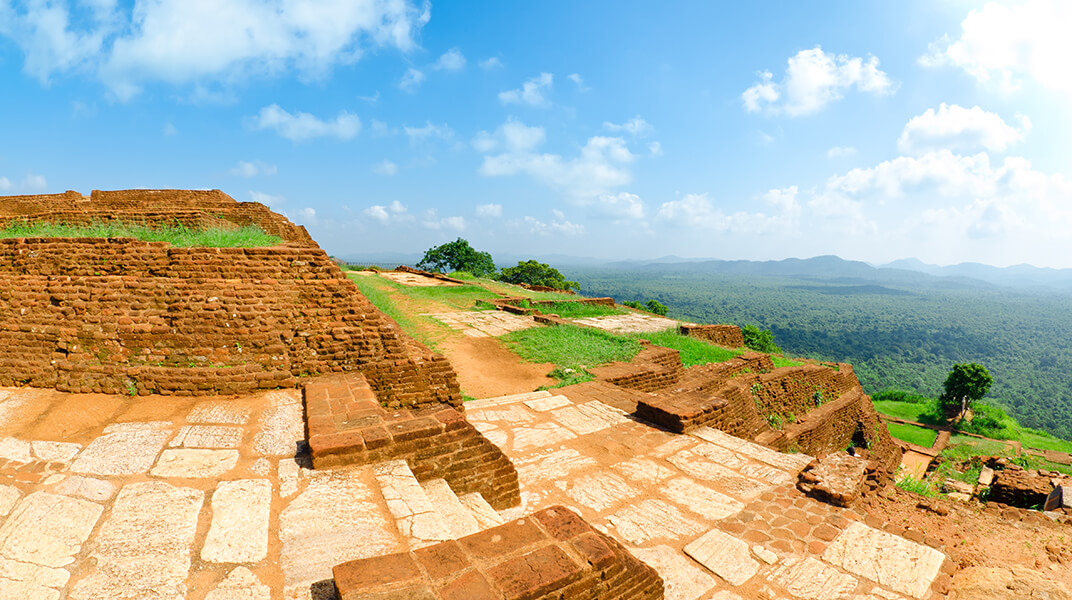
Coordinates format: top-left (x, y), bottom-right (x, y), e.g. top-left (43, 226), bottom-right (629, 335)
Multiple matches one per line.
top-left (291, 207), bottom-right (318, 226)
top-left (591, 192), bottom-right (645, 220)
top-left (399, 67), bottom-right (424, 91)
top-left (370, 119), bottom-right (391, 137)
top-left (363, 200), bottom-right (412, 223)
top-left (421, 209), bottom-right (465, 231)
top-left (919, 0), bottom-right (1072, 94)
top-left (568, 73), bottom-right (590, 92)
top-left (432, 47), bottom-right (465, 71)
top-left (763, 186), bottom-right (800, 215)
top-left (372, 160), bottom-right (398, 176)
top-left (249, 190), bottom-right (285, 207)
top-left (498, 72), bottom-right (553, 107)
top-left (520, 212), bottom-right (583, 236)
top-left (162, 121), bottom-right (177, 136)
top-left (742, 46), bottom-right (896, 116)
top-left (656, 189), bottom-right (800, 235)
top-left (0, 172), bottom-right (47, 192)
top-left (827, 146), bottom-right (856, 158)
top-left (403, 121), bottom-right (454, 144)
top-left (478, 56), bottom-right (503, 70)
top-left (897, 103), bottom-right (1030, 155)
top-left (603, 116), bottom-right (653, 137)
top-left (649, 141), bottom-right (663, 156)
top-left (477, 119), bottom-right (636, 200)
top-left (229, 160), bottom-right (277, 177)
top-left (0, 0), bottom-right (429, 99)
top-left (476, 203), bottom-right (502, 217)
top-left (253, 104), bottom-right (360, 141)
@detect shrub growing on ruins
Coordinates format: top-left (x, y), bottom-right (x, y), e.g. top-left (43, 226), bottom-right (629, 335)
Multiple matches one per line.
top-left (417, 238), bottom-right (496, 277)
top-left (497, 260), bottom-right (579, 291)
top-left (645, 299), bottom-right (668, 315)
top-left (741, 324), bottom-right (781, 353)
top-left (938, 362), bottom-right (993, 416)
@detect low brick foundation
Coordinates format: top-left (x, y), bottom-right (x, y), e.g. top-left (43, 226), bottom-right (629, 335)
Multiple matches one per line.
top-left (305, 373), bottom-right (519, 509)
top-left (633, 391), bottom-right (728, 434)
top-left (332, 505), bottom-right (663, 600)
top-left (589, 345), bottom-right (683, 393)
top-left (679, 323), bottom-right (744, 348)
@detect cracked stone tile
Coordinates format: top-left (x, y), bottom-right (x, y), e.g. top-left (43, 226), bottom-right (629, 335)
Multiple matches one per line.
top-left (280, 469), bottom-right (403, 597)
top-left (253, 401), bottom-right (305, 457)
top-left (0, 492), bottom-right (102, 572)
top-left (613, 457), bottom-right (677, 485)
top-left (0, 485), bottom-right (20, 517)
top-left (768, 556), bottom-right (859, 600)
top-left (608, 499), bottom-right (706, 545)
top-left (0, 437), bottom-right (32, 463)
top-left (69, 481), bottom-right (204, 600)
top-left (373, 460), bottom-right (450, 548)
top-left (684, 528), bottom-right (759, 586)
top-left (523, 395), bottom-right (572, 412)
top-left (693, 427), bottom-right (814, 472)
top-left (566, 472), bottom-right (639, 512)
top-left (667, 450), bottom-right (772, 500)
top-left (631, 545), bottom-right (716, 600)
top-left (740, 462), bottom-right (795, 486)
top-left (150, 449), bottom-right (239, 478)
top-left (187, 401), bottom-right (252, 425)
top-left (422, 479), bottom-right (480, 539)
top-left (663, 477), bottom-right (744, 521)
top-left (278, 458), bottom-right (301, 498)
top-left (205, 567), bottom-right (270, 600)
top-left (651, 436), bottom-right (699, 458)
top-left (54, 476), bottom-right (116, 502)
top-left (822, 522), bottom-right (946, 599)
top-left (202, 480), bottom-right (271, 563)
top-left (30, 441), bottom-right (81, 463)
top-left (510, 422), bottom-right (577, 452)
top-left (168, 425), bottom-right (242, 449)
top-left (466, 405), bottom-right (537, 425)
top-left (550, 401), bottom-right (628, 436)
top-left (691, 442), bottom-right (748, 470)
top-left (70, 422), bottom-right (172, 476)
top-left (516, 448), bottom-right (598, 484)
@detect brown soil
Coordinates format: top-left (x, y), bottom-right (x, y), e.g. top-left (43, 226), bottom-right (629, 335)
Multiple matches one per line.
top-left (862, 487), bottom-right (1072, 584)
top-left (441, 336), bottom-right (554, 398)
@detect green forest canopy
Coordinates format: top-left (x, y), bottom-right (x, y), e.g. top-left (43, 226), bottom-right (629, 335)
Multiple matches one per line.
top-left (568, 266), bottom-right (1072, 440)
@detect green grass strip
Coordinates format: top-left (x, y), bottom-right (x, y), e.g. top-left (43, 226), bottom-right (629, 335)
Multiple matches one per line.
top-left (538, 301), bottom-right (625, 319)
top-left (0, 220), bottom-right (282, 247)
top-left (501, 324), bottom-right (642, 373)
top-left (627, 328), bottom-right (742, 367)
top-left (885, 422), bottom-right (939, 447)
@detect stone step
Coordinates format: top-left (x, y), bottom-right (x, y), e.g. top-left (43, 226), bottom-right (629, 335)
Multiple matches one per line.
top-left (420, 478), bottom-right (481, 538)
top-left (457, 492), bottom-right (506, 529)
top-left (465, 390), bottom-right (552, 410)
top-left (372, 460), bottom-right (453, 549)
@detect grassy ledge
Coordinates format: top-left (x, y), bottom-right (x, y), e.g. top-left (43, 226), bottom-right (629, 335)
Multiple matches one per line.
top-left (501, 324), bottom-right (642, 387)
top-left (627, 328), bottom-right (742, 367)
top-left (0, 221), bottom-right (282, 248)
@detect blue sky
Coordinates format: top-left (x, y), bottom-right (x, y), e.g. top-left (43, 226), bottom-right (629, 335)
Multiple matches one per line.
top-left (2, 1), bottom-right (1071, 267)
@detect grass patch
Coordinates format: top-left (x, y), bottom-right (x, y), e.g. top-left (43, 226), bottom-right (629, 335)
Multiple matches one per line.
top-left (896, 474), bottom-right (938, 497)
top-left (393, 284), bottom-right (500, 310)
top-left (501, 325), bottom-right (641, 386)
top-left (771, 355), bottom-right (804, 368)
top-left (941, 435), bottom-right (1017, 461)
top-left (1, 220), bottom-right (282, 247)
top-left (345, 272), bottom-right (438, 348)
top-left (1019, 430), bottom-right (1072, 454)
top-left (535, 301), bottom-right (625, 319)
top-left (886, 422), bottom-right (939, 447)
top-left (628, 328), bottom-right (743, 367)
top-left (873, 400), bottom-right (945, 425)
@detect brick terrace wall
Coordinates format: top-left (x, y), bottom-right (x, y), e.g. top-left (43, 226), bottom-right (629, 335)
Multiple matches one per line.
top-left (0, 238), bottom-right (461, 404)
top-left (679, 323), bottom-right (744, 348)
top-left (333, 505), bottom-right (663, 600)
top-left (0, 189), bottom-right (313, 244)
top-left (590, 345), bottom-right (683, 393)
top-left (748, 364), bottom-right (860, 422)
top-left (306, 374), bottom-right (518, 509)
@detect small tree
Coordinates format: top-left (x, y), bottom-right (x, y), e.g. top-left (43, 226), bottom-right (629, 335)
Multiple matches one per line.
top-left (741, 324), bottom-right (781, 353)
top-left (938, 362), bottom-right (993, 416)
top-left (497, 260), bottom-right (578, 291)
top-left (417, 238), bottom-right (495, 277)
top-left (644, 299), bottom-right (669, 316)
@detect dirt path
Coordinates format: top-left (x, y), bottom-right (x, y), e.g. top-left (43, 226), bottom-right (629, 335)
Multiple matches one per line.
top-left (440, 336), bottom-right (554, 398)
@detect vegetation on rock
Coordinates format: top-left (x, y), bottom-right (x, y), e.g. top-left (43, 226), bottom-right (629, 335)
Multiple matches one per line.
top-left (0, 220), bottom-right (282, 247)
top-left (939, 362), bottom-right (993, 416)
top-left (417, 238), bottom-right (496, 277)
top-left (497, 260), bottom-right (579, 291)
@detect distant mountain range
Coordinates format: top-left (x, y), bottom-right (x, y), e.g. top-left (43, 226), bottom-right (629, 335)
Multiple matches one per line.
top-left (336, 250), bottom-right (1072, 293)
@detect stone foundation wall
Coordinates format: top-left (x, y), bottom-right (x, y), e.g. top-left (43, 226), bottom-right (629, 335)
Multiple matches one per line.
top-left (679, 323), bottom-right (744, 348)
top-left (749, 364), bottom-right (860, 423)
top-left (0, 238), bottom-right (461, 405)
top-left (332, 505), bottom-right (663, 600)
top-left (590, 345), bottom-right (682, 393)
top-left (306, 373), bottom-right (519, 509)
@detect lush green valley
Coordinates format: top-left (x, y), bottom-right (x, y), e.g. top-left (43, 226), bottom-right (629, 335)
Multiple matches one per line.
top-left (567, 263), bottom-right (1072, 440)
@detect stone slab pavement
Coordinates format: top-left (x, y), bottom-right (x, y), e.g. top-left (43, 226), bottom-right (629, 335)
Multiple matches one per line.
top-left (423, 309), bottom-right (537, 337)
top-left (571, 312), bottom-right (686, 333)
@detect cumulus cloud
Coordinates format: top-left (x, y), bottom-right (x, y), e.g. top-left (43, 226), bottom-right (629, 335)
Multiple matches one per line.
top-left (229, 160), bottom-right (277, 177)
top-left (827, 146), bottom-right (856, 158)
top-left (478, 56), bottom-right (503, 70)
top-left (372, 160), bottom-right (398, 176)
top-left (477, 119), bottom-right (635, 200)
top-left (499, 72), bottom-right (553, 107)
top-left (162, 121), bottom-right (177, 136)
top-left (603, 116), bottom-right (653, 137)
top-left (591, 192), bottom-right (645, 220)
top-left (399, 67), bottom-right (425, 91)
top-left (476, 203), bottom-right (502, 217)
top-left (742, 46), bottom-right (896, 116)
top-left (519, 211), bottom-right (583, 236)
top-left (291, 207), bottom-right (318, 226)
top-left (363, 200), bottom-right (412, 223)
top-left (421, 209), bottom-right (465, 231)
top-left (897, 103), bottom-right (1030, 155)
top-left (568, 73), bottom-right (589, 92)
top-left (656, 188), bottom-right (801, 236)
top-left (0, 0), bottom-right (430, 99)
top-left (432, 47), bottom-right (465, 71)
top-left (0, 172), bottom-right (47, 192)
top-left (252, 104), bottom-right (360, 141)
top-left (249, 190), bottom-right (285, 207)
top-left (919, 0), bottom-right (1072, 94)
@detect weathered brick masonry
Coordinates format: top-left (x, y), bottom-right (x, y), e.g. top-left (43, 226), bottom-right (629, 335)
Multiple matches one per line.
top-left (333, 505), bottom-right (663, 600)
top-left (306, 373), bottom-right (519, 509)
top-left (679, 323), bottom-right (745, 348)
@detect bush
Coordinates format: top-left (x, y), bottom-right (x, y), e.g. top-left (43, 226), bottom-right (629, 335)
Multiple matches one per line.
top-left (741, 324), bottom-right (781, 353)
top-left (497, 260), bottom-right (578, 291)
top-left (645, 299), bottom-right (669, 315)
top-left (417, 238), bottom-right (496, 277)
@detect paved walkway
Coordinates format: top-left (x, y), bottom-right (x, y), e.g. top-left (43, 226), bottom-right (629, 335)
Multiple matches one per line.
top-left (424, 310), bottom-right (537, 337)
top-left (0, 384), bottom-right (950, 600)
top-left (571, 313), bottom-right (684, 333)
top-left (377, 272), bottom-right (461, 287)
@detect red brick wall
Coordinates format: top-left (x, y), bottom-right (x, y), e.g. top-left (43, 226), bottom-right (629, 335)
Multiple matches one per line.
top-left (333, 506), bottom-right (663, 600)
top-left (679, 323), bottom-right (745, 348)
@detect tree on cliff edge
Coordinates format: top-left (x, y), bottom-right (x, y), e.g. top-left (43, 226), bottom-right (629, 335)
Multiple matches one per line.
top-left (497, 260), bottom-right (579, 292)
top-left (417, 238), bottom-right (496, 277)
top-left (938, 362), bottom-right (993, 417)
